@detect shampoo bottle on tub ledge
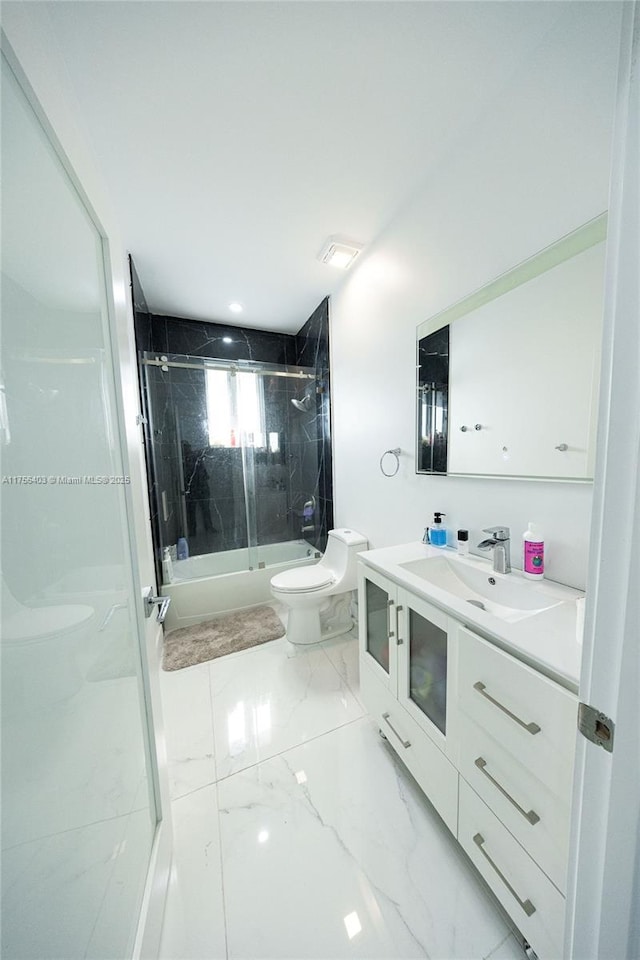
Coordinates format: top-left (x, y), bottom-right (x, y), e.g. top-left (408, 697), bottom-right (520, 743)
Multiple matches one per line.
top-left (523, 522), bottom-right (544, 579)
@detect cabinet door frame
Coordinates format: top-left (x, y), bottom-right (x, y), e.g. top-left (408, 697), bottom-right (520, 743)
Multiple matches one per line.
top-left (357, 563), bottom-right (399, 693)
top-left (397, 588), bottom-right (459, 759)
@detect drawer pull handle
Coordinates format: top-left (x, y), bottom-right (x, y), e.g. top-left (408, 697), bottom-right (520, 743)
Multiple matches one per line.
top-left (396, 604), bottom-right (404, 644)
top-left (475, 758), bottom-right (540, 825)
top-left (388, 598), bottom-right (395, 638)
top-left (473, 682), bottom-right (541, 735)
top-left (382, 712), bottom-right (411, 749)
top-left (473, 833), bottom-right (536, 918)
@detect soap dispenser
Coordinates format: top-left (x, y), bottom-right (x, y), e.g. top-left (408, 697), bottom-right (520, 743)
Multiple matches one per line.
top-left (429, 512), bottom-right (448, 547)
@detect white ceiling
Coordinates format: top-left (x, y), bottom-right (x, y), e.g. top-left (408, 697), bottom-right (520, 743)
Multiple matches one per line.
top-left (42, 0), bottom-right (576, 333)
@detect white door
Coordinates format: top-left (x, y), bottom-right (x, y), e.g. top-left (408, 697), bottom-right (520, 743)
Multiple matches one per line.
top-left (0, 39), bottom-right (169, 960)
top-left (565, 3), bottom-right (640, 957)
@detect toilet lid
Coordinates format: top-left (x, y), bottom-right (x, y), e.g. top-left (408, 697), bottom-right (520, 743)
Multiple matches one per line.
top-left (3, 604), bottom-right (95, 644)
top-left (271, 565), bottom-right (335, 593)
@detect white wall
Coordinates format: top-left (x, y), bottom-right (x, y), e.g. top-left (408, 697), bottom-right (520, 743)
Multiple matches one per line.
top-left (331, 2), bottom-right (622, 590)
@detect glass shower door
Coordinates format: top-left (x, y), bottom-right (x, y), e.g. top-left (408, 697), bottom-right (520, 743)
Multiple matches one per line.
top-left (1, 54), bottom-right (157, 959)
top-left (142, 355), bottom-right (319, 580)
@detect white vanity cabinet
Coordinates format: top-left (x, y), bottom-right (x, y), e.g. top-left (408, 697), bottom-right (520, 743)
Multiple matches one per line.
top-left (358, 558), bottom-right (579, 960)
top-left (358, 564), bottom-right (459, 833)
top-left (456, 626), bottom-right (577, 959)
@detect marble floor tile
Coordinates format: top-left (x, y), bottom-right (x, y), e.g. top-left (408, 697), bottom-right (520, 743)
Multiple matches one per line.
top-left (210, 637), bottom-right (364, 780)
top-left (485, 932), bottom-right (528, 959)
top-left (158, 784), bottom-right (226, 960)
top-left (319, 627), bottom-right (363, 706)
top-left (160, 662), bottom-right (216, 799)
top-left (217, 716), bottom-right (513, 960)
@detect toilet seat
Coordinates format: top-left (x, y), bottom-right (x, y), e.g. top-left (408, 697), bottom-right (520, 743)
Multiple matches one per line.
top-left (270, 566), bottom-right (335, 594)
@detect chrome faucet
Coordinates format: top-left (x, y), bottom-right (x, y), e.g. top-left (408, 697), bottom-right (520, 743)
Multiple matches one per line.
top-left (477, 526), bottom-right (511, 574)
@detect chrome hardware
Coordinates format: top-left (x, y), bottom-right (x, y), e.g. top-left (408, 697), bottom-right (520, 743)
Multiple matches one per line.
top-left (475, 757), bottom-right (540, 825)
top-left (473, 834), bottom-right (536, 917)
top-left (387, 598), bottom-right (395, 638)
top-left (135, 413), bottom-right (148, 426)
top-left (396, 605), bottom-right (404, 644)
top-left (488, 577), bottom-right (496, 585)
top-left (473, 681), bottom-right (541, 735)
top-left (483, 525), bottom-right (510, 541)
top-left (380, 447), bottom-right (401, 477)
top-left (382, 712), bottom-right (411, 748)
top-left (460, 425), bottom-right (468, 432)
top-left (474, 423), bottom-right (482, 431)
top-left (142, 586), bottom-right (171, 624)
top-left (477, 526), bottom-right (511, 574)
top-left (555, 443), bottom-right (569, 451)
top-left (578, 702), bottom-right (615, 753)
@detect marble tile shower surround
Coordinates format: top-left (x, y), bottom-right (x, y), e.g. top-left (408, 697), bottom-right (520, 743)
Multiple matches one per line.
top-left (129, 259), bottom-right (334, 570)
top-left (158, 626), bottom-right (526, 960)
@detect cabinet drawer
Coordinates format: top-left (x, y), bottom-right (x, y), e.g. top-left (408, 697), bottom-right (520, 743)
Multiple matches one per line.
top-left (459, 780), bottom-right (565, 960)
top-left (459, 715), bottom-right (570, 893)
top-left (458, 627), bottom-right (577, 797)
top-left (360, 660), bottom-right (458, 835)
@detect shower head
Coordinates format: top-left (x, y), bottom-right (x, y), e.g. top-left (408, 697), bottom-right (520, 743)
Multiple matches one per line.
top-left (291, 394), bottom-right (312, 412)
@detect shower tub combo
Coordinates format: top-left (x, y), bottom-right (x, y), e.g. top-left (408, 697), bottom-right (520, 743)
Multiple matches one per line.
top-left (161, 539), bottom-right (320, 631)
top-left (141, 351), bottom-right (330, 631)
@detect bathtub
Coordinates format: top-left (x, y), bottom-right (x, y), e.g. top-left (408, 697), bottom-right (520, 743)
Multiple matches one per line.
top-left (161, 539), bottom-right (320, 631)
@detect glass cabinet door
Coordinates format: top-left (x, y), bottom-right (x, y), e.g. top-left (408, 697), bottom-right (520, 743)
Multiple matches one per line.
top-left (359, 568), bottom-right (397, 688)
top-left (398, 592), bottom-right (451, 748)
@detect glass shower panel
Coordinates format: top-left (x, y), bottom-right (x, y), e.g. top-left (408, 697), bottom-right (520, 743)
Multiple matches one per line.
top-left (142, 355), bottom-right (318, 580)
top-left (1, 55), bottom-right (156, 959)
top-left (144, 355), bottom-right (250, 572)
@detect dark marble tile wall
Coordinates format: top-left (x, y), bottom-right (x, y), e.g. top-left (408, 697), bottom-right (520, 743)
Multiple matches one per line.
top-left (130, 256), bottom-right (333, 574)
top-left (291, 297), bottom-right (333, 552)
top-left (148, 314), bottom-right (297, 367)
top-left (129, 256), bottom-right (153, 354)
top-left (129, 257), bottom-right (164, 586)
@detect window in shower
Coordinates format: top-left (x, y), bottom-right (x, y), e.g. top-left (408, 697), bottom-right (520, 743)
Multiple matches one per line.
top-left (206, 367), bottom-right (266, 448)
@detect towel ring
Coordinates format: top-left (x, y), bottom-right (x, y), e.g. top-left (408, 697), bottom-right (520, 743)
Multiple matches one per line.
top-left (380, 448), bottom-right (401, 477)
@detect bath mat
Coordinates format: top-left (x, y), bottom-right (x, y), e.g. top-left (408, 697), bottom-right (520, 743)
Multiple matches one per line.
top-left (162, 605), bottom-right (285, 671)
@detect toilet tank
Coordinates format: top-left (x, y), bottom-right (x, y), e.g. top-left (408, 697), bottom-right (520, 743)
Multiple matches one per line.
top-left (322, 528), bottom-right (368, 586)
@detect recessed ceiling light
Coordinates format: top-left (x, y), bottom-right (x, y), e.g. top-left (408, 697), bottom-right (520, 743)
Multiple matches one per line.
top-left (228, 302), bottom-right (243, 313)
top-left (317, 236), bottom-right (363, 270)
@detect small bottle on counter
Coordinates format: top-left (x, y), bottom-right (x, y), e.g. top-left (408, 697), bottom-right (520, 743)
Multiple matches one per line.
top-left (457, 529), bottom-right (469, 556)
top-left (428, 512), bottom-right (448, 546)
top-left (523, 522), bottom-right (544, 579)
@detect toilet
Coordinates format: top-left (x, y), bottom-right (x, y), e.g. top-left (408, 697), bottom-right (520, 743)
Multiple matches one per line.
top-left (270, 528), bottom-right (368, 645)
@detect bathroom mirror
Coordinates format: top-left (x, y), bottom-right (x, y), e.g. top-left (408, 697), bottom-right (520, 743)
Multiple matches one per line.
top-left (416, 214), bottom-right (606, 481)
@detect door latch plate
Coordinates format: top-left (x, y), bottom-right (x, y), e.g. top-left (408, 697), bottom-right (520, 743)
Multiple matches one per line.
top-left (578, 702), bottom-right (614, 753)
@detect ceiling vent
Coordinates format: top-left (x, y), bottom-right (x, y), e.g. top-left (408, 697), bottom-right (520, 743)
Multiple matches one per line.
top-left (317, 236), bottom-right (363, 270)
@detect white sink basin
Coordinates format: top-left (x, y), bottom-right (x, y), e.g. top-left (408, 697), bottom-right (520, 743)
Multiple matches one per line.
top-left (399, 555), bottom-right (563, 623)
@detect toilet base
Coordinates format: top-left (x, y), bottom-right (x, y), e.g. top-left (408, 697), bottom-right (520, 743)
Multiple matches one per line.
top-left (285, 593), bottom-right (354, 645)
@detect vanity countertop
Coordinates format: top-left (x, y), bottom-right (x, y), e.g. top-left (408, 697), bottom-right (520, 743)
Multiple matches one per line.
top-left (358, 541), bottom-right (584, 693)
